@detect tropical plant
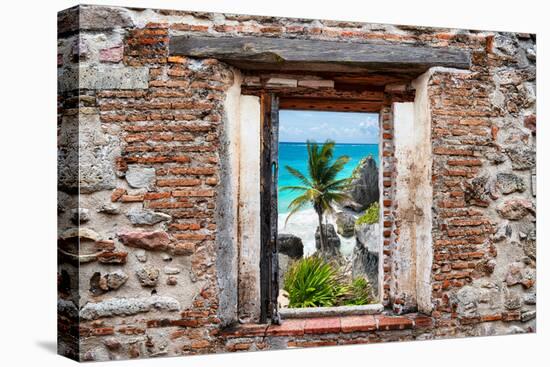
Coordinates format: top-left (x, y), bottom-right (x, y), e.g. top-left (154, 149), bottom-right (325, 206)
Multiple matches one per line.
top-left (283, 256), bottom-right (346, 308)
top-left (280, 140), bottom-right (351, 256)
top-left (356, 202), bottom-right (380, 226)
top-left (340, 276), bottom-right (374, 306)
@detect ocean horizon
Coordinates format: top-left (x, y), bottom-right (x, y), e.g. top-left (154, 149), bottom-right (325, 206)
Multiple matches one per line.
top-left (278, 141), bottom-right (379, 214)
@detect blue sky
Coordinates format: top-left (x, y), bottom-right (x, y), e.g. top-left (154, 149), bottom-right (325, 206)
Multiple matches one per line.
top-left (279, 110), bottom-right (379, 144)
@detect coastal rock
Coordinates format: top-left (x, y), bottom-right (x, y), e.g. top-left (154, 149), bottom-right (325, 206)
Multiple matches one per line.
top-left (278, 234), bottom-right (304, 259)
top-left (352, 223), bottom-right (380, 295)
top-left (335, 211), bottom-right (355, 237)
top-left (278, 253), bottom-right (291, 286)
top-left (277, 289), bottom-right (290, 309)
top-left (345, 156), bottom-right (379, 212)
top-left (355, 222), bottom-right (380, 253)
top-left (315, 224), bottom-right (340, 256)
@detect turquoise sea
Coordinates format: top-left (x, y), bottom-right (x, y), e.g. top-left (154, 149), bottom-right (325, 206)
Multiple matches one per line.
top-left (278, 142), bottom-right (379, 214)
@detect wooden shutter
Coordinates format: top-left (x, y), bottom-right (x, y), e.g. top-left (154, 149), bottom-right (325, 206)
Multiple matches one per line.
top-left (260, 93), bottom-right (280, 324)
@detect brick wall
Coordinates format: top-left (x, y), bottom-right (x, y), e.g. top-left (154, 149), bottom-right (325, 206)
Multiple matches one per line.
top-left (57, 5), bottom-right (536, 362)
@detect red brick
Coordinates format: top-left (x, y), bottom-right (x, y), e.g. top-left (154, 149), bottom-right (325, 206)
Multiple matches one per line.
top-left (169, 223), bottom-right (201, 231)
top-left (171, 242), bottom-right (195, 255)
top-left (117, 326), bottom-right (145, 335)
top-left (144, 192), bottom-right (171, 200)
top-left (220, 323), bottom-right (268, 337)
top-left (157, 178), bottom-right (201, 187)
top-left (171, 319), bottom-right (200, 327)
top-left (227, 343), bottom-right (252, 351)
top-left (481, 314), bottom-right (502, 322)
top-left (174, 233), bottom-right (208, 241)
top-left (266, 319), bottom-right (306, 336)
top-left (376, 316), bottom-right (413, 330)
top-left (111, 188), bottom-right (126, 202)
top-left (120, 194), bottom-right (144, 202)
top-left (172, 189), bottom-right (215, 197)
top-left (341, 315), bottom-right (377, 333)
top-left (409, 314), bottom-right (433, 328)
top-left (191, 340), bottom-right (211, 349)
top-left (91, 327), bottom-right (114, 336)
top-left (304, 317), bottom-right (341, 334)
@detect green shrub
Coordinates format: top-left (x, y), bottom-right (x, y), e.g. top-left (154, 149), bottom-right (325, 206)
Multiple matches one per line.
top-left (340, 277), bottom-right (374, 306)
top-left (356, 202), bottom-right (380, 226)
top-left (283, 257), bottom-right (376, 308)
top-left (283, 256), bottom-right (345, 308)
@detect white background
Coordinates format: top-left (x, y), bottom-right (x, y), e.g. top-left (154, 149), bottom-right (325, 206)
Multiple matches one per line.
top-left (0, 0), bottom-right (547, 365)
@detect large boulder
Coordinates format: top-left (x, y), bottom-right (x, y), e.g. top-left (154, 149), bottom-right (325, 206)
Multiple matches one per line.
top-left (351, 247), bottom-right (379, 296)
top-left (278, 234), bottom-right (304, 259)
top-left (352, 222), bottom-right (380, 295)
top-left (335, 211), bottom-right (355, 237)
top-left (315, 224), bottom-right (341, 256)
top-left (355, 222), bottom-right (380, 253)
top-left (278, 253), bottom-right (291, 286)
top-left (345, 156), bottom-right (379, 212)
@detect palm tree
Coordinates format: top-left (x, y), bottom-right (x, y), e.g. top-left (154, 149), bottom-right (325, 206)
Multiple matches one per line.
top-left (281, 140), bottom-right (352, 257)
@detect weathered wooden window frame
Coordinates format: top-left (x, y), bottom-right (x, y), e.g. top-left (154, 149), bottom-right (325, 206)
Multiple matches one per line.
top-left (259, 94), bottom-right (385, 323)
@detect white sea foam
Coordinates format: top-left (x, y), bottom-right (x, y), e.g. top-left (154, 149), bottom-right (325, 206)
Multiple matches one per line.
top-left (278, 209), bottom-right (356, 257)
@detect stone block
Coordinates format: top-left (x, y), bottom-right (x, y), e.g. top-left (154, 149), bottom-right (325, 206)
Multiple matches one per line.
top-left (118, 230), bottom-right (170, 251)
top-left (99, 45), bottom-right (124, 63)
top-left (79, 5), bottom-right (134, 30)
top-left (125, 165), bottom-right (156, 189)
top-left (79, 296), bottom-right (180, 320)
top-left (127, 208), bottom-right (172, 225)
top-left (59, 66), bottom-right (149, 92)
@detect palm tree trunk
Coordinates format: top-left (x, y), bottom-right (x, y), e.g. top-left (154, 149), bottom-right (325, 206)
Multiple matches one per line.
top-left (317, 210), bottom-right (326, 257)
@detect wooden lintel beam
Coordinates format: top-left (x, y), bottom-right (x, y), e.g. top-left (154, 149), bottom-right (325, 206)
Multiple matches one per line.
top-left (279, 98), bottom-right (382, 113)
top-left (170, 36), bottom-right (471, 74)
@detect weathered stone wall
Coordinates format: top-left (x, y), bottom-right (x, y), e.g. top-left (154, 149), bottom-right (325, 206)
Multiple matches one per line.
top-left (57, 4), bottom-right (536, 362)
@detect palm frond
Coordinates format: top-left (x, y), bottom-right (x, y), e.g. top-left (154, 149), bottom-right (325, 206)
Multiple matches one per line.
top-left (322, 155), bottom-right (350, 183)
top-left (283, 139), bottom-right (352, 227)
top-left (284, 193), bottom-right (313, 226)
top-left (323, 177), bottom-right (353, 191)
top-left (280, 185), bottom-right (309, 192)
top-left (285, 165), bottom-right (313, 187)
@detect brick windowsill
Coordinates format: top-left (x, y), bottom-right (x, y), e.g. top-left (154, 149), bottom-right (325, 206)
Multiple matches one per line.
top-left (221, 313), bottom-right (433, 338)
